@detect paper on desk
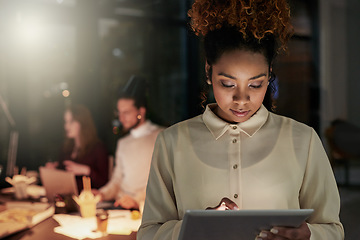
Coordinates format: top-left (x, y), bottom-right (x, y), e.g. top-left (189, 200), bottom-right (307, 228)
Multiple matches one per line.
top-left (0, 202), bottom-right (54, 239)
top-left (53, 210), bottom-right (141, 239)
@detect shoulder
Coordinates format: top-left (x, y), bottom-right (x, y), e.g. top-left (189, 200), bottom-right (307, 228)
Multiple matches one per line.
top-left (148, 122), bottom-right (165, 135)
top-left (269, 112), bottom-right (312, 130)
top-left (155, 115), bottom-right (205, 147)
top-left (161, 114), bottom-right (204, 136)
top-left (117, 133), bottom-right (132, 144)
top-left (268, 112), bottom-right (315, 138)
top-left (84, 140), bottom-right (108, 158)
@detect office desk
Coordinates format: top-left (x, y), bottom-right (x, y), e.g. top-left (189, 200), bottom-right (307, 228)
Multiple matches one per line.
top-left (2, 217), bottom-right (137, 240)
top-left (0, 193), bottom-right (137, 240)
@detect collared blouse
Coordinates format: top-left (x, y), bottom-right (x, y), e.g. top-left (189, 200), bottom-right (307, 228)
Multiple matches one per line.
top-left (138, 104), bottom-right (344, 240)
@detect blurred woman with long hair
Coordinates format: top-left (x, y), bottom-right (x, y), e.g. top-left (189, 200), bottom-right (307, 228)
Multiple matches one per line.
top-left (46, 104), bottom-right (109, 191)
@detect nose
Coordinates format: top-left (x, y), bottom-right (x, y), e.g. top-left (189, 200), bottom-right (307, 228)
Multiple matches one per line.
top-left (119, 115), bottom-right (124, 123)
top-left (233, 87), bottom-right (250, 104)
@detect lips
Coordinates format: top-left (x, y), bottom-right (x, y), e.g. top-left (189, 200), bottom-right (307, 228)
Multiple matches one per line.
top-left (231, 109), bottom-right (250, 117)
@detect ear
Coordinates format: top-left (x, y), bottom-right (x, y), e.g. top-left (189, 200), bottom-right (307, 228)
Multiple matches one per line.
top-left (139, 107), bottom-right (146, 119)
top-left (268, 66), bottom-right (273, 81)
top-left (205, 61), bottom-right (211, 77)
top-left (205, 61), bottom-right (212, 85)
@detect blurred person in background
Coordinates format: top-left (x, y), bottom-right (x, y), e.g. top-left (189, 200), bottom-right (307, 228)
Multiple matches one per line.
top-left (93, 75), bottom-right (163, 210)
top-left (45, 104), bottom-right (109, 191)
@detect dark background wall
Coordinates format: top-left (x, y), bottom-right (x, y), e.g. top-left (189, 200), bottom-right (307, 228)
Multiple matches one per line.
top-left (0, 0), bottom-right (357, 187)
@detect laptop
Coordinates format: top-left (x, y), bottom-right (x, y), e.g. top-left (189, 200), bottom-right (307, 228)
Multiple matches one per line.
top-left (178, 209), bottom-right (313, 240)
top-left (39, 167), bottom-right (78, 202)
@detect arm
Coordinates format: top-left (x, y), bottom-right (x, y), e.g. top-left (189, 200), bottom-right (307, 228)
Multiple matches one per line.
top-left (114, 187), bottom-right (146, 210)
top-left (255, 128), bottom-right (343, 240)
top-left (87, 143), bottom-right (109, 189)
top-left (99, 140), bottom-right (123, 200)
top-left (137, 132), bottom-right (182, 240)
top-left (299, 129), bottom-right (344, 240)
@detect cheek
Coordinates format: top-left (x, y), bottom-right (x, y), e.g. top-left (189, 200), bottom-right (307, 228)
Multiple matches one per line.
top-left (122, 115), bottom-right (135, 125)
top-left (72, 123), bottom-right (81, 135)
top-left (125, 115), bottom-right (133, 122)
top-left (251, 89), bottom-right (267, 103)
top-left (212, 87), bottom-right (231, 105)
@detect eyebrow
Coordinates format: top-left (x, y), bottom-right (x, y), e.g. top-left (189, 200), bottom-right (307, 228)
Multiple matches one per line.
top-left (218, 72), bottom-right (267, 80)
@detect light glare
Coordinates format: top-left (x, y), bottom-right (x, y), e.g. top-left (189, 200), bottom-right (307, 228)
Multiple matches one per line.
top-left (62, 90), bottom-right (70, 97)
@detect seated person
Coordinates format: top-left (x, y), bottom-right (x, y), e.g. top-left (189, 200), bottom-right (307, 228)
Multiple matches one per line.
top-left (94, 76), bottom-right (163, 210)
top-left (45, 104), bottom-right (109, 192)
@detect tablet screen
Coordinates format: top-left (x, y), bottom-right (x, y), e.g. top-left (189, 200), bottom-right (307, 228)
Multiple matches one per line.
top-left (178, 209), bottom-right (313, 240)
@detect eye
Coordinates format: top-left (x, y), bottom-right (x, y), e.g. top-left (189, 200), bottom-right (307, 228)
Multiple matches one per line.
top-left (220, 80), bottom-right (235, 88)
top-left (248, 81), bottom-right (263, 89)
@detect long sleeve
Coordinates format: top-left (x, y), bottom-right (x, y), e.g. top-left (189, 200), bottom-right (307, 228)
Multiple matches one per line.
top-left (137, 105), bottom-right (344, 240)
top-left (137, 132), bottom-right (182, 240)
top-left (87, 142), bottom-right (109, 189)
top-left (100, 140), bottom-right (123, 200)
top-left (60, 141), bottom-right (109, 191)
top-left (300, 129), bottom-right (344, 239)
top-left (100, 123), bottom-right (161, 204)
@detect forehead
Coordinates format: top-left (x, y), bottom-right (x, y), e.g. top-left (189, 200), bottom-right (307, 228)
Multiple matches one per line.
top-left (215, 50), bottom-right (268, 69)
top-left (117, 98), bottom-right (136, 110)
top-left (212, 49), bottom-right (269, 79)
top-left (64, 110), bottom-right (73, 119)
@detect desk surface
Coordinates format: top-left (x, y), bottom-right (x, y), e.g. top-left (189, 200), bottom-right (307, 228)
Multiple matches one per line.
top-left (0, 193), bottom-right (137, 240)
top-left (2, 217), bottom-right (137, 240)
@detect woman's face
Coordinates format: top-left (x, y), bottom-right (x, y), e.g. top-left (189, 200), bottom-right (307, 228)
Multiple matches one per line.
top-left (64, 110), bottom-right (81, 139)
top-left (209, 49), bottom-right (270, 123)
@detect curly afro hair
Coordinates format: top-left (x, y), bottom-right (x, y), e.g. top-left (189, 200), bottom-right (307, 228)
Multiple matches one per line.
top-left (188, 0), bottom-right (294, 53)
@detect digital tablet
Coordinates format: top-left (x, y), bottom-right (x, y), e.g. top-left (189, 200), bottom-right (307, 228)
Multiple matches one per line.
top-left (178, 209), bottom-right (313, 240)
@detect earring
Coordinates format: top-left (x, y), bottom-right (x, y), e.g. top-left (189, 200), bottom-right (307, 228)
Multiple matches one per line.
top-left (137, 114), bottom-right (142, 120)
top-left (206, 79), bottom-right (212, 85)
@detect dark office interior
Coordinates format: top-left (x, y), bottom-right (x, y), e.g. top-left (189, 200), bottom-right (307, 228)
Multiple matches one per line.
top-left (0, 0), bottom-right (360, 239)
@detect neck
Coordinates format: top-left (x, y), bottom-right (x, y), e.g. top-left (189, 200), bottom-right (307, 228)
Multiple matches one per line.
top-left (74, 137), bottom-right (81, 149)
top-left (132, 118), bottom-right (146, 131)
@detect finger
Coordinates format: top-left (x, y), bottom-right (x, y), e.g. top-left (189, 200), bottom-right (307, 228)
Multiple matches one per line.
top-left (255, 231), bottom-right (270, 240)
top-left (256, 231), bottom-right (289, 240)
top-left (63, 160), bottom-right (73, 166)
top-left (220, 197), bottom-right (239, 210)
top-left (114, 200), bottom-right (121, 207)
top-left (270, 222), bottom-right (310, 240)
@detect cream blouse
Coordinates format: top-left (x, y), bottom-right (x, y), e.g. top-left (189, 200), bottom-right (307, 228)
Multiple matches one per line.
top-left (137, 104), bottom-right (344, 240)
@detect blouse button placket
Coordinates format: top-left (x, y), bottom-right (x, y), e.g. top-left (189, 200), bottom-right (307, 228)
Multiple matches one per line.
top-left (229, 125), bottom-right (241, 206)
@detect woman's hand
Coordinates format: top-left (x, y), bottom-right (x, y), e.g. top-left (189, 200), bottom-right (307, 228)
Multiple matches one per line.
top-left (206, 197), bottom-right (239, 210)
top-left (114, 195), bottom-right (139, 210)
top-left (45, 161), bottom-right (59, 169)
top-left (63, 160), bottom-right (90, 176)
top-left (256, 222), bottom-right (311, 240)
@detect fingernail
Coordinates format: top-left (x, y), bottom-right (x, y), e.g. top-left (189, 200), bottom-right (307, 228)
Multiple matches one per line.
top-left (270, 228), bottom-right (278, 234)
top-left (259, 232), bottom-right (267, 238)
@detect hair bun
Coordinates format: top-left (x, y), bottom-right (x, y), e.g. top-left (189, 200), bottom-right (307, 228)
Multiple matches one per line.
top-left (188, 0), bottom-right (294, 53)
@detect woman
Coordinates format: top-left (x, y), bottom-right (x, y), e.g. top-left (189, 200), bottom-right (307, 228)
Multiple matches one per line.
top-left (46, 104), bottom-right (109, 191)
top-left (137, 0), bottom-right (344, 240)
